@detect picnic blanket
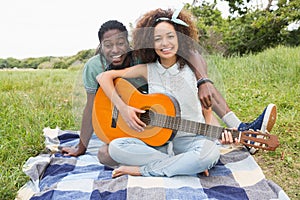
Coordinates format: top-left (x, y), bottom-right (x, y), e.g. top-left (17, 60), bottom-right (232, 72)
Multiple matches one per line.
top-left (16, 127), bottom-right (290, 200)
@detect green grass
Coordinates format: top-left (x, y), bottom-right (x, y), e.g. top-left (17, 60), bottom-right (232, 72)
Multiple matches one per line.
top-left (207, 45), bottom-right (300, 199)
top-left (1, 46), bottom-right (299, 199)
top-left (0, 69), bottom-right (83, 199)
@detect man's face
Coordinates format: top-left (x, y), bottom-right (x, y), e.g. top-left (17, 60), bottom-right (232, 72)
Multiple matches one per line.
top-left (101, 29), bottom-right (129, 67)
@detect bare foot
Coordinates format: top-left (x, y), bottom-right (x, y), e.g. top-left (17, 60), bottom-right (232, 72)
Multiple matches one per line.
top-left (203, 169), bottom-right (209, 176)
top-left (112, 166), bottom-right (141, 178)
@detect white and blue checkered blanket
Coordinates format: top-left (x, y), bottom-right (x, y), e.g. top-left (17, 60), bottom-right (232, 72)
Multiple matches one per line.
top-left (16, 127), bottom-right (290, 200)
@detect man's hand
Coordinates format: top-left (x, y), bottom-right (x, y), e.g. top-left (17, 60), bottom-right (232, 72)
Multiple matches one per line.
top-left (61, 146), bottom-right (86, 157)
top-left (198, 82), bottom-right (218, 109)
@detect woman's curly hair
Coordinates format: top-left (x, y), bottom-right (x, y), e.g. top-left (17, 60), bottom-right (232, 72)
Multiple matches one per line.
top-left (132, 8), bottom-right (198, 68)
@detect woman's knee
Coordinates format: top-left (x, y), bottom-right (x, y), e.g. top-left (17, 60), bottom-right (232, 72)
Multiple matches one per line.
top-left (207, 145), bottom-right (220, 166)
top-left (110, 137), bottom-right (143, 146)
top-left (199, 141), bottom-right (220, 168)
top-left (109, 137), bottom-right (144, 156)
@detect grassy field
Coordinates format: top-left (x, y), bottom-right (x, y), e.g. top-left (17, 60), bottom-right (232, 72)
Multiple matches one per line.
top-left (0, 46), bottom-right (299, 199)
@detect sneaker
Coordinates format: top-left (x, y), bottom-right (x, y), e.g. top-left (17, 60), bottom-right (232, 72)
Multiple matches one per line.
top-left (238, 104), bottom-right (277, 154)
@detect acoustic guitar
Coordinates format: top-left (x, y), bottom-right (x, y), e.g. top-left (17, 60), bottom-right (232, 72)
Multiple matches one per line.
top-left (92, 78), bottom-right (279, 151)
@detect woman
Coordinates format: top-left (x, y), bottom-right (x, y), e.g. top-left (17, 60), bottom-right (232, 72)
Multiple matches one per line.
top-left (97, 7), bottom-right (232, 178)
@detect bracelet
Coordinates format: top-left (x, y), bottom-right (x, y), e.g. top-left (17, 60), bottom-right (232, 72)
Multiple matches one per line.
top-left (197, 78), bottom-right (214, 88)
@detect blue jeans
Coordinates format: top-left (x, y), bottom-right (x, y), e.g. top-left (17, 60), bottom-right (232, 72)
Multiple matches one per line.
top-left (108, 135), bottom-right (220, 177)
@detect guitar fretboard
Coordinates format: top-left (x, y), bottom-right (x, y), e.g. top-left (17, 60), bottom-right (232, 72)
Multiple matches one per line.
top-left (151, 113), bottom-right (240, 139)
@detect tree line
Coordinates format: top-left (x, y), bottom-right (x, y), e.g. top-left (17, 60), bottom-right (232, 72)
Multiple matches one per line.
top-left (188, 0), bottom-right (299, 56)
top-left (0, 49), bottom-right (94, 69)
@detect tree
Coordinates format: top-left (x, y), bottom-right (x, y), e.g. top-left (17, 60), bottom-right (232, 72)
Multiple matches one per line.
top-left (187, 0), bottom-right (300, 55)
top-left (5, 57), bottom-right (21, 68)
top-left (224, 0), bottom-right (300, 55)
top-left (0, 59), bottom-right (8, 69)
top-left (186, 2), bottom-right (229, 54)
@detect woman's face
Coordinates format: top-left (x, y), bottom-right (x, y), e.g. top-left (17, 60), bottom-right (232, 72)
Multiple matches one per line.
top-left (154, 22), bottom-right (178, 65)
top-left (101, 29), bottom-right (129, 66)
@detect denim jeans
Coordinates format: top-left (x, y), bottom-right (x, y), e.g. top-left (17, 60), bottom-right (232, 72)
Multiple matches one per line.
top-left (108, 135), bottom-right (220, 177)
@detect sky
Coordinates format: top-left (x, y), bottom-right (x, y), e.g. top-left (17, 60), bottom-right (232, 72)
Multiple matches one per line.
top-left (0, 0), bottom-right (202, 59)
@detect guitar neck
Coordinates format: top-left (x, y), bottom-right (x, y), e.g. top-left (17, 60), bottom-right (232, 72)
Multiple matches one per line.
top-left (152, 113), bottom-right (240, 140)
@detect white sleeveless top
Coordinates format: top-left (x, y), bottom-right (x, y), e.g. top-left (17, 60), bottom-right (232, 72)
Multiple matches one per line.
top-left (147, 60), bottom-right (205, 137)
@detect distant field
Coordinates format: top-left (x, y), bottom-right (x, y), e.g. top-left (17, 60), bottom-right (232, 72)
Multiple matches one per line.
top-left (0, 45), bottom-right (299, 199)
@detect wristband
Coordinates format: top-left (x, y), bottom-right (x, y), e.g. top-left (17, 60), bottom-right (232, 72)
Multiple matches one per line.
top-left (197, 78), bottom-right (214, 88)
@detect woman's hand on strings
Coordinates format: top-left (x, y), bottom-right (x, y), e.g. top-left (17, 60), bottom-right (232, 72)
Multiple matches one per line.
top-left (120, 105), bottom-right (146, 132)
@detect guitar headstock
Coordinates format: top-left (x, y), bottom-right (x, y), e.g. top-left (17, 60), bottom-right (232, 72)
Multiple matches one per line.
top-left (239, 130), bottom-right (280, 151)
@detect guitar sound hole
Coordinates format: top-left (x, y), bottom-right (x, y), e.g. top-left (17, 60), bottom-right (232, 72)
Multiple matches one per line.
top-left (139, 109), bottom-right (154, 126)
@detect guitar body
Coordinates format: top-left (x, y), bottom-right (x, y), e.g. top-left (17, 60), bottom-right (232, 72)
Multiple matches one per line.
top-left (92, 78), bottom-right (179, 146)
